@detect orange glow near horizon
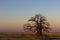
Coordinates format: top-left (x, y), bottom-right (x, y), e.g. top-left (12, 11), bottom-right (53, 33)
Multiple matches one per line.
top-left (0, 16), bottom-right (60, 32)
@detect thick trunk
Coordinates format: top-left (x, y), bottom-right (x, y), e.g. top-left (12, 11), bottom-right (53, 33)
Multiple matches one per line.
top-left (40, 18), bottom-right (43, 35)
top-left (36, 21), bottom-right (42, 36)
top-left (40, 26), bottom-right (42, 36)
top-left (36, 24), bottom-right (42, 36)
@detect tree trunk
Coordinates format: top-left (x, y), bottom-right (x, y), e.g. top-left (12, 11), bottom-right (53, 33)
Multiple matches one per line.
top-left (40, 26), bottom-right (42, 36)
top-left (36, 24), bottom-right (42, 36)
top-left (36, 21), bottom-right (42, 36)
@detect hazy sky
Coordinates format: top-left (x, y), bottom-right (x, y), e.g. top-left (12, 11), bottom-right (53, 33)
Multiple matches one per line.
top-left (0, 0), bottom-right (60, 32)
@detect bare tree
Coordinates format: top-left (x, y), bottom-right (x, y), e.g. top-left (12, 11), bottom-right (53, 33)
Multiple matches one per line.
top-left (23, 14), bottom-right (51, 36)
top-left (23, 23), bottom-right (37, 33)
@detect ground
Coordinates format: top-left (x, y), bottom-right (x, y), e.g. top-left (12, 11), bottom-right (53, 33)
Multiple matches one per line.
top-left (0, 32), bottom-right (60, 40)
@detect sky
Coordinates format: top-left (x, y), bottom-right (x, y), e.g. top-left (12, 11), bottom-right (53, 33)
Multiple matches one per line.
top-left (0, 0), bottom-right (60, 32)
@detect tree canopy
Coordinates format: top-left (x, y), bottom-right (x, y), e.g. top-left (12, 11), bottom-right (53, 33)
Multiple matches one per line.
top-left (23, 14), bottom-right (51, 36)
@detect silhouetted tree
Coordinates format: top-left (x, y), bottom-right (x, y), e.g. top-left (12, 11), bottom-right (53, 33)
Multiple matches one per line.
top-left (23, 14), bottom-right (51, 36)
top-left (23, 23), bottom-right (37, 32)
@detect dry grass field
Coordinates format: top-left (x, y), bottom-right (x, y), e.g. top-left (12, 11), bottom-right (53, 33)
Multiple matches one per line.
top-left (0, 32), bottom-right (60, 40)
top-left (0, 32), bottom-right (39, 40)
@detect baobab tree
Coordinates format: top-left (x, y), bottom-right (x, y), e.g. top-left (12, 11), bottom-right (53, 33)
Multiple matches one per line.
top-left (23, 14), bottom-right (51, 36)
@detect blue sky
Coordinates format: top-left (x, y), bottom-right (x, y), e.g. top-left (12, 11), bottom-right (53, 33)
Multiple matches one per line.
top-left (0, 0), bottom-right (60, 32)
top-left (0, 0), bottom-right (60, 18)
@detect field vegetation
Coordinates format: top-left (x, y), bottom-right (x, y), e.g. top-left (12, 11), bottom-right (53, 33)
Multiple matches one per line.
top-left (0, 32), bottom-right (60, 40)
